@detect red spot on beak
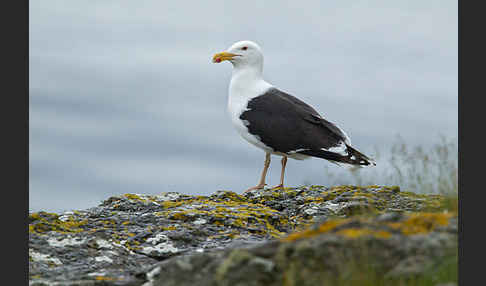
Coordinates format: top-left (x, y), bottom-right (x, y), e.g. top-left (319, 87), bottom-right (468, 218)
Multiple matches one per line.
top-left (215, 58), bottom-right (221, 63)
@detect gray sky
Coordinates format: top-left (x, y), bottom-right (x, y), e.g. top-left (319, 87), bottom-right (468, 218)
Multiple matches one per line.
top-left (29, 0), bottom-right (457, 212)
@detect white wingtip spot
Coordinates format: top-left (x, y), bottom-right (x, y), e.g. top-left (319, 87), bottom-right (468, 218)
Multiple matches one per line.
top-left (288, 148), bottom-right (309, 154)
top-left (322, 141), bottom-right (348, 156)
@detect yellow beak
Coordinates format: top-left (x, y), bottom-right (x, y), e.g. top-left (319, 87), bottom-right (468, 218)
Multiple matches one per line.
top-left (212, 52), bottom-right (239, 63)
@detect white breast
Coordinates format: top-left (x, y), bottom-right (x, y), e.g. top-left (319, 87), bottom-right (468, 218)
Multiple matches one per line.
top-left (227, 72), bottom-right (274, 153)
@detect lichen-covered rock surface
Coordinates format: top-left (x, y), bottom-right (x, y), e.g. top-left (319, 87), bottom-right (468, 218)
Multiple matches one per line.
top-left (29, 185), bottom-right (457, 286)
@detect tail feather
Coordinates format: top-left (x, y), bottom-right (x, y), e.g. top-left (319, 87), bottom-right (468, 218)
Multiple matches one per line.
top-left (299, 145), bottom-right (376, 167)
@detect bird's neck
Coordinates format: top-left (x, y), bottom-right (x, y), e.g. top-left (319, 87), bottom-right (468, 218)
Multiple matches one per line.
top-left (231, 64), bottom-right (262, 82)
top-left (229, 66), bottom-right (271, 97)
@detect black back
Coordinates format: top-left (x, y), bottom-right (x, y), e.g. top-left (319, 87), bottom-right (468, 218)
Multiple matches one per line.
top-left (240, 88), bottom-right (347, 153)
top-left (239, 88), bottom-right (375, 166)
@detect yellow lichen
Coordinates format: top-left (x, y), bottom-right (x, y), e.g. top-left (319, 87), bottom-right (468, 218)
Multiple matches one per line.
top-left (29, 212), bottom-right (88, 234)
top-left (213, 191), bottom-right (247, 202)
top-left (123, 193), bottom-right (148, 202)
top-left (29, 213), bottom-right (41, 220)
top-left (282, 210), bottom-right (455, 242)
top-left (154, 197), bottom-right (286, 237)
top-left (171, 211), bottom-right (190, 221)
top-left (387, 212), bottom-right (453, 235)
top-left (95, 276), bottom-right (116, 281)
top-left (335, 228), bottom-right (392, 239)
top-left (282, 219), bottom-right (349, 242)
top-left (161, 200), bottom-right (190, 209)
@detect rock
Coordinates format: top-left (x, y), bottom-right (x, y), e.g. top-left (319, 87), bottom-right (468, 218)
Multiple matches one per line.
top-left (29, 185), bottom-right (457, 285)
top-left (146, 212), bottom-right (457, 286)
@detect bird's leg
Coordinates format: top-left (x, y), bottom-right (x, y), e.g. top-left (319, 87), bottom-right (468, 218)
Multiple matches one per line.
top-left (244, 153), bottom-right (271, 193)
top-left (271, 156), bottom-right (287, 190)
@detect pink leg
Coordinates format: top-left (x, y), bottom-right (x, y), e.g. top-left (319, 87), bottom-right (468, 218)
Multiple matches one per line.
top-left (244, 153), bottom-right (271, 193)
top-left (271, 156), bottom-right (287, 190)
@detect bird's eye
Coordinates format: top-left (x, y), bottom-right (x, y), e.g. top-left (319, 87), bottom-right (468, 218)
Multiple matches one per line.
top-left (241, 46), bottom-right (248, 50)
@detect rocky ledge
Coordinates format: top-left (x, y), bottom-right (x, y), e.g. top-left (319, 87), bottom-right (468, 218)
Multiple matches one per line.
top-left (29, 185), bottom-right (457, 286)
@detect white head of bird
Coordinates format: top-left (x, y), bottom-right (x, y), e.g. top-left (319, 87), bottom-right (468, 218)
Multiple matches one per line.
top-left (212, 40), bottom-right (264, 72)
